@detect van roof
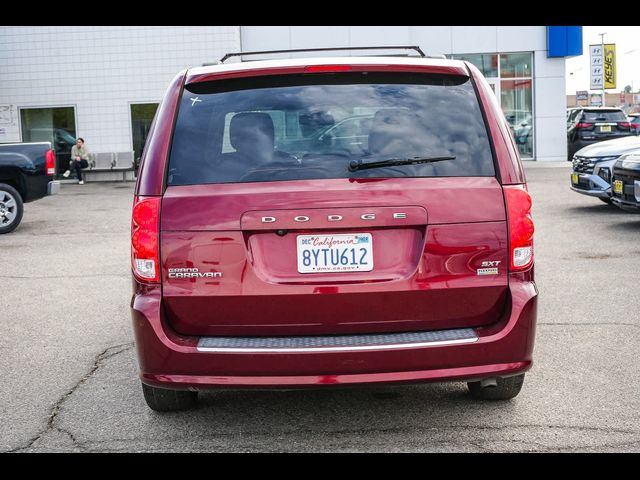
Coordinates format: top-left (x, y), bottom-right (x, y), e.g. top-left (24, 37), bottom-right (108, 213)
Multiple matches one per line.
top-left (185, 56), bottom-right (470, 85)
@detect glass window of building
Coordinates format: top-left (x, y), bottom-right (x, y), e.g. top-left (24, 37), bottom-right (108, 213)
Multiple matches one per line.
top-left (501, 79), bottom-right (533, 157)
top-left (452, 53), bottom-right (498, 78)
top-left (130, 103), bottom-right (159, 171)
top-left (500, 53), bottom-right (532, 78)
top-left (452, 52), bottom-right (534, 158)
top-left (20, 106), bottom-right (77, 178)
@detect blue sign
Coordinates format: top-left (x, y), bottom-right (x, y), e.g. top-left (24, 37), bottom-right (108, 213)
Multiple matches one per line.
top-left (547, 26), bottom-right (583, 58)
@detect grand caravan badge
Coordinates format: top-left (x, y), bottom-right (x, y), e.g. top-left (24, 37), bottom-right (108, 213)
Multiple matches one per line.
top-left (168, 268), bottom-right (222, 279)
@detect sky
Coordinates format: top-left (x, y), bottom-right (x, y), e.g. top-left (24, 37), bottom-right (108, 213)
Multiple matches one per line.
top-left (565, 26), bottom-right (640, 94)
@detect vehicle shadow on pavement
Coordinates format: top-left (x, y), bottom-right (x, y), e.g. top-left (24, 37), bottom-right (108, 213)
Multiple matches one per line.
top-left (566, 205), bottom-right (630, 216)
top-left (610, 219), bottom-right (640, 231)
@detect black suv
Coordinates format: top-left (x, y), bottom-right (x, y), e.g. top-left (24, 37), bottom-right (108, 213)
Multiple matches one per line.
top-left (567, 107), bottom-right (633, 160)
top-left (611, 154), bottom-right (640, 212)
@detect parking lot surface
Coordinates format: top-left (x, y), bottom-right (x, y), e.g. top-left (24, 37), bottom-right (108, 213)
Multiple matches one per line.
top-left (1, 163), bottom-right (639, 452)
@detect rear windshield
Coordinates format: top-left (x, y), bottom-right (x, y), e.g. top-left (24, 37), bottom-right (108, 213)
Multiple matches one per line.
top-left (582, 110), bottom-right (628, 122)
top-left (168, 72), bottom-right (495, 185)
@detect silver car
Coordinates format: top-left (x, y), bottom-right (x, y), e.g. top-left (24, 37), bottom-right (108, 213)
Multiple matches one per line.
top-left (570, 136), bottom-right (640, 203)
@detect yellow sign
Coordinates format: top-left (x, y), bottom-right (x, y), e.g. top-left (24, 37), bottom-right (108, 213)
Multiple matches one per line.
top-left (604, 43), bottom-right (616, 89)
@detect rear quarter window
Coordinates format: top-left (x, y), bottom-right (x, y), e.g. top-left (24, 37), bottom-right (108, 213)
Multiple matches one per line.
top-left (168, 72), bottom-right (495, 185)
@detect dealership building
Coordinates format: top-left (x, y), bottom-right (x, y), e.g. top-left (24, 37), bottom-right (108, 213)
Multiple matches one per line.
top-left (0, 25), bottom-right (582, 175)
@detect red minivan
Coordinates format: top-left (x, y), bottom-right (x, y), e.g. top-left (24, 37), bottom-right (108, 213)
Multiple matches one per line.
top-left (131, 51), bottom-right (537, 411)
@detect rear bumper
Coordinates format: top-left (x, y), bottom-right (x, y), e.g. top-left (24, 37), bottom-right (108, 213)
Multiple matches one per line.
top-left (131, 277), bottom-right (538, 390)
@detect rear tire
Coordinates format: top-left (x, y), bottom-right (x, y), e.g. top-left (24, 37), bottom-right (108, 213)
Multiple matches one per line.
top-left (0, 183), bottom-right (23, 234)
top-left (142, 383), bottom-right (198, 412)
top-left (467, 374), bottom-right (525, 400)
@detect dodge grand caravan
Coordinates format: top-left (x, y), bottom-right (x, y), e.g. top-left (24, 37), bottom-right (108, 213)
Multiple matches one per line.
top-left (131, 51), bottom-right (537, 411)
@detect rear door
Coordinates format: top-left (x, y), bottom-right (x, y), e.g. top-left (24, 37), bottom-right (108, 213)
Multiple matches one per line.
top-left (160, 70), bottom-right (509, 336)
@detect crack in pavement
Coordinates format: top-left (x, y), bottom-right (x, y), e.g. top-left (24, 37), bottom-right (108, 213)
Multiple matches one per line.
top-left (3, 342), bottom-right (134, 453)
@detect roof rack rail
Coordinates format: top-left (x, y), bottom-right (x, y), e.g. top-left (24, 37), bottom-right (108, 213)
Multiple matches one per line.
top-left (219, 46), bottom-right (426, 63)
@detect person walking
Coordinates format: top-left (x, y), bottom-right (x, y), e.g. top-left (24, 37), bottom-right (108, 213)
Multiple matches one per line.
top-left (63, 137), bottom-right (90, 184)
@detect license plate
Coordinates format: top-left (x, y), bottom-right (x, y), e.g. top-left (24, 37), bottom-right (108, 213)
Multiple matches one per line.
top-left (571, 172), bottom-right (579, 185)
top-left (613, 180), bottom-right (624, 195)
top-left (297, 233), bottom-right (373, 273)
top-left (600, 125), bottom-right (611, 133)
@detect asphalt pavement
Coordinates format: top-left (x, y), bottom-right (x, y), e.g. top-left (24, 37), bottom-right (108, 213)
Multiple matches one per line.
top-left (1, 163), bottom-right (639, 452)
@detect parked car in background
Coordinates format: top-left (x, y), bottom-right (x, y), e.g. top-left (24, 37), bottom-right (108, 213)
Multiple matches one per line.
top-left (0, 142), bottom-right (58, 233)
top-left (611, 153), bottom-right (640, 212)
top-left (567, 107), bottom-right (634, 160)
top-left (131, 52), bottom-right (537, 411)
top-left (570, 136), bottom-right (640, 204)
top-left (26, 128), bottom-right (77, 173)
top-left (627, 113), bottom-right (640, 136)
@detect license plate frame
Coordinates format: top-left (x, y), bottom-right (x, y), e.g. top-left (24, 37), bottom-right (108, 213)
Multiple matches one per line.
top-left (600, 125), bottom-right (612, 133)
top-left (571, 172), bottom-right (579, 185)
top-left (613, 179), bottom-right (624, 195)
top-left (296, 233), bottom-right (374, 274)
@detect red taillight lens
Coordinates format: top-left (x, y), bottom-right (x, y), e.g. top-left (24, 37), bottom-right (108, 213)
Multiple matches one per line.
top-left (131, 196), bottom-right (160, 282)
top-left (304, 65), bottom-right (352, 73)
top-left (504, 185), bottom-right (534, 272)
top-left (575, 122), bottom-right (592, 129)
top-left (45, 149), bottom-right (55, 176)
top-left (618, 122), bottom-right (631, 129)
top-left (631, 123), bottom-right (640, 129)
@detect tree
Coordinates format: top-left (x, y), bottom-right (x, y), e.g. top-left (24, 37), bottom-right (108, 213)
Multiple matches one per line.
top-left (624, 85), bottom-right (632, 93)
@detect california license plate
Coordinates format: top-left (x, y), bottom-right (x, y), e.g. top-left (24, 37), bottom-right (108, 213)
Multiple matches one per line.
top-left (571, 172), bottom-right (579, 185)
top-left (613, 180), bottom-right (624, 195)
top-left (600, 125), bottom-right (611, 133)
top-left (297, 233), bottom-right (373, 273)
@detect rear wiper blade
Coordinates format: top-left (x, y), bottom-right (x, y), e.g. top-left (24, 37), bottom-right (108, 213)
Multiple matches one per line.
top-left (349, 155), bottom-right (456, 172)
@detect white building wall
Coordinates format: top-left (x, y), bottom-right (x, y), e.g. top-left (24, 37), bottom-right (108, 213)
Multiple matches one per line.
top-left (0, 26), bottom-right (240, 152)
top-left (241, 26), bottom-right (568, 161)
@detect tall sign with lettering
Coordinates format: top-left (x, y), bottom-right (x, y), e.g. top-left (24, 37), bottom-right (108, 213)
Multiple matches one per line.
top-left (603, 44), bottom-right (616, 90)
top-left (591, 43), bottom-right (616, 90)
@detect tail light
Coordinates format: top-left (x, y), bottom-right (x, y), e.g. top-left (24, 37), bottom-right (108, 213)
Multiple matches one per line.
top-left (631, 123), bottom-right (640, 130)
top-left (131, 196), bottom-right (161, 283)
top-left (504, 185), bottom-right (534, 272)
top-left (45, 149), bottom-right (55, 176)
top-left (618, 122), bottom-right (631, 129)
top-left (575, 123), bottom-right (593, 129)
